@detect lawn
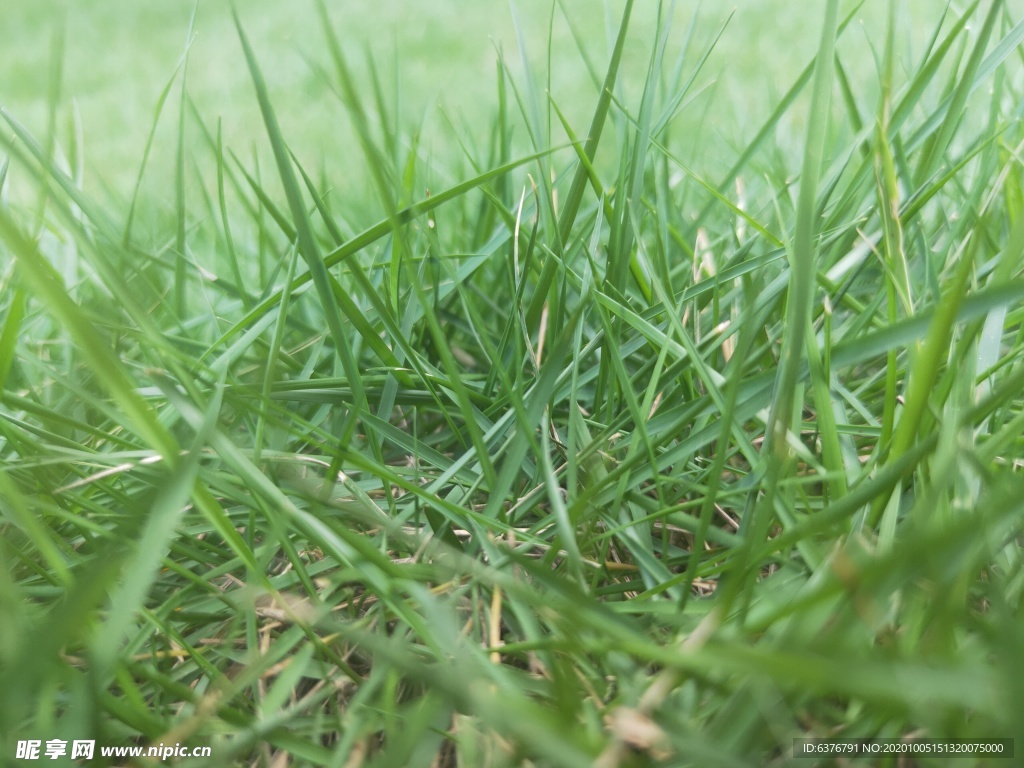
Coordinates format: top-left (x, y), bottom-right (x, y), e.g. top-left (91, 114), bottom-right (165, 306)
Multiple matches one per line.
top-left (2, 1), bottom-right (1024, 766)
top-left (2, 1), bottom-right (905, 201)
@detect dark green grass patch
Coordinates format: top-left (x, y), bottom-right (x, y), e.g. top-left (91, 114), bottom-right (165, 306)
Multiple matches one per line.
top-left (2, 2), bottom-right (1024, 766)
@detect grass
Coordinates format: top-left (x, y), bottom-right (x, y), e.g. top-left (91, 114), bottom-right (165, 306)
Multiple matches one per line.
top-left (2, 1), bottom-right (1024, 766)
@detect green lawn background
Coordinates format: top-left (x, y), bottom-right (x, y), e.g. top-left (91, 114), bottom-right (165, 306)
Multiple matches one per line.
top-left (6, 0), bottom-right (1005, 213)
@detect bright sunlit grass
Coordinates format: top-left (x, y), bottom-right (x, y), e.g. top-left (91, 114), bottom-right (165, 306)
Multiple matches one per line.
top-left (2, 1), bottom-right (1024, 766)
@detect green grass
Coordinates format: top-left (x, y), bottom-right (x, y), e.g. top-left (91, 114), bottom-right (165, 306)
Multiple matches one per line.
top-left (2, 1), bottom-right (1024, 766)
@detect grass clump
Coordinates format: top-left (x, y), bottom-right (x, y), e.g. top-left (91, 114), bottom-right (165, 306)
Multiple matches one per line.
top-left (2, 1), bottom-right (1024, 766)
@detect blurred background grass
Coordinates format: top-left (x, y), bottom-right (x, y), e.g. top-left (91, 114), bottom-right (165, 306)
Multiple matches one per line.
top-left (6, 0), bottom-right (1005, 214)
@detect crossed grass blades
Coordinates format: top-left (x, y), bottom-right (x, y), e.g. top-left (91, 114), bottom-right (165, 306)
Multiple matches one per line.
top-left (2, 0), bottom-right (1024, 765)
